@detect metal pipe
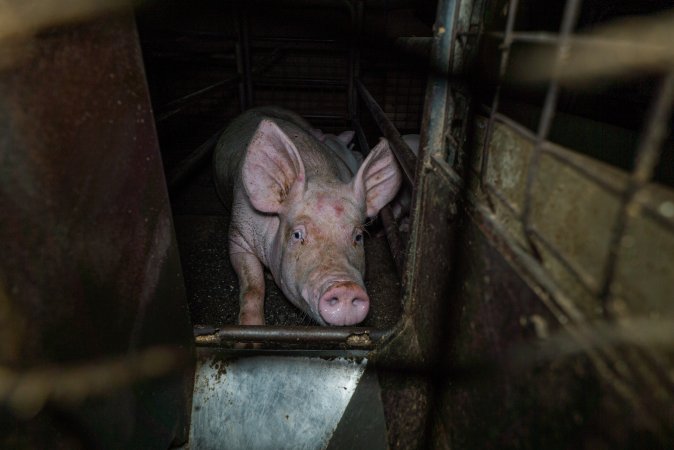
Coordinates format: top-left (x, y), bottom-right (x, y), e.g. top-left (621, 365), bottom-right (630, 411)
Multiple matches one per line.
top-left (355, 79), bottom-right (418, 183)
top-left (195, 325), bottom-right (386, 348)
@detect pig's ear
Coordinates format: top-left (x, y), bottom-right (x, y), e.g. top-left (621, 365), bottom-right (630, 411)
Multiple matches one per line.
top-left (352, 138), bottom-right (402, 218)
top-left (337, 130), bottom-right (355, 145)
top-left (242, 119), bottom-right (305, 213)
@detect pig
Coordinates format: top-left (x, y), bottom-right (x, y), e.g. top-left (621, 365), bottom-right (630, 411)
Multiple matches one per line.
top-left (319, 130), bottom-right (363, 175)
top-left (213, 106), bottom-right (402, 326)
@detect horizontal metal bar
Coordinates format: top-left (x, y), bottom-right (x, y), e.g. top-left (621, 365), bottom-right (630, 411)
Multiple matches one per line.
top-left (194, 325), bottom-right (386, 348)
top-left (482, 31), bottom-right (667, 53)
top-left (355, 79), bottom-right (417, 183)
top-left (254, 76), bottom-right (347, 90)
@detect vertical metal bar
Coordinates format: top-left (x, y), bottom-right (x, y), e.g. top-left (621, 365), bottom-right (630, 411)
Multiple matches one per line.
top-left (347, 0), bottom-right (363, 124)
top-left (479, 0), bottom-right (519, 190)
top-left (520, 0), bottom-right (583, 255)
top-left (599, 71), bottom-right (674, 307)
top-left (416, 0), bottom-right (458, 165)
top-left (406, 0), bottom-right (459, 279)
top-left (235, 4), bottom-right (253, 110)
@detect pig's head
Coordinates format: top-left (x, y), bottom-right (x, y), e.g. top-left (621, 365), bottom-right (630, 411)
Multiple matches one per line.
top-left (242, 119), bottom-right (402, 325)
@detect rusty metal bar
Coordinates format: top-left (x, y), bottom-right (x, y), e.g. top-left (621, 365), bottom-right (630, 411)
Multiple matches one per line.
top-left (521, 0), bottom-right (582, 256)
top-left (194, 325), bottom-right (386, 348)
top-left (599, 70), bottom-right (674, 305)
top-left (355, 79), bottom-right (418, 184)
top-left (479, 0), bottom-right (519, 190)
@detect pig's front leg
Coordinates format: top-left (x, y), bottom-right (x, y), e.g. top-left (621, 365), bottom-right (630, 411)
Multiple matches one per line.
top-left (230, 250), bottom-right (266, 326)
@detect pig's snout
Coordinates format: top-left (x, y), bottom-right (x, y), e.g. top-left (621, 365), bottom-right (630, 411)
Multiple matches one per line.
top-left (319, 282), bottom-right (369, 326)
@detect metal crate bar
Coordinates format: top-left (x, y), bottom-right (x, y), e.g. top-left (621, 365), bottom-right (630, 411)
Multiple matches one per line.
top-left (417, 0), bottom-right (457, 167)
top-left (599, 70), bottom-right (674, 304)
top-left (355, 79), bottom-right (418, 184)
top-left (520, 0), bottom-right (582, 254)
top-left (479, 0), bottom-right (519, 190)
top-left (194, 325), bottom-right (386, 348)
top-left (481, 31), bottom-right (667, 53)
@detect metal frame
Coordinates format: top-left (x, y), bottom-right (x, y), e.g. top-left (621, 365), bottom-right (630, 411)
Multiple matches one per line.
top-left (471, 0), bottom-right (674, 437)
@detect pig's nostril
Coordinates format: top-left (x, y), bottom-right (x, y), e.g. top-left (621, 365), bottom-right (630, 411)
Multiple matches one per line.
top-left (319, 282), bottom-right (370, 326)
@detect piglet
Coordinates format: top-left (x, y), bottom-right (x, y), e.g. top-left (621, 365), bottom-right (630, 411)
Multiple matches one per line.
top-left (213, 107), bottom-right (402, 326)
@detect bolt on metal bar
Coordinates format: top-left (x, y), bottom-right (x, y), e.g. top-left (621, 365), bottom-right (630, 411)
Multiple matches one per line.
top-left (195, 325), bottom-right (386, 348)
top-left (521, 0), bottom-right (583, 256)
top-left (599, 70), bottom-right (674, 306)
top-left (479, 0), bottom-right (519, 191)
top-left (355, 79), bottom-right (418, 184)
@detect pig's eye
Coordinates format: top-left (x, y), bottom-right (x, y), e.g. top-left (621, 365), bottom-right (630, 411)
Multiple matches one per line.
top-left (291, 229), bottom-right (304, 241)
top-left (354, 231), bottom-right (364, 244)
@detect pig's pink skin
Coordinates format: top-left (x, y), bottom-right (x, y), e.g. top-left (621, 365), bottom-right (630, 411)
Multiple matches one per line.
top-left (214, 107), bottom-right (402, 326)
